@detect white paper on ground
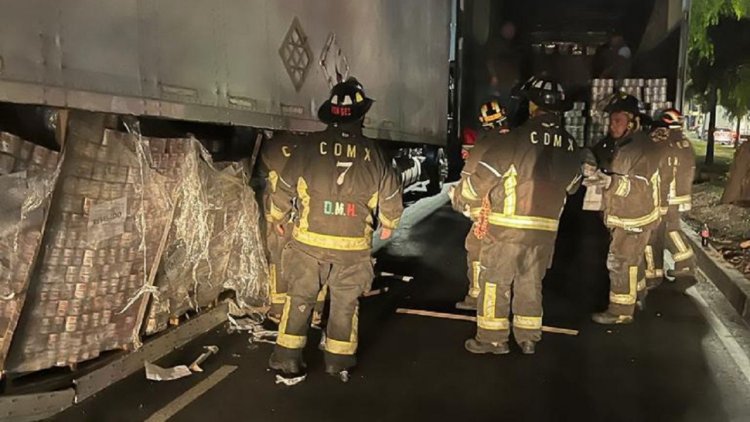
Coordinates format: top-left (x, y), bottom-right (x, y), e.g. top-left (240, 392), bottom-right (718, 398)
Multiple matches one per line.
top-left (145, 362), bottom-right (192, 381)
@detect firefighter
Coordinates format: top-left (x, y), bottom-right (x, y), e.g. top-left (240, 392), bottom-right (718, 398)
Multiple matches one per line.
top-left (644, 109), bottom-right (696, 291)
top-left (455, 78), bottom-right (582, 354)
top-left (454, 99), bottom-right (510, 311)
top-left (268, 77), bottom-right (403, 380)
top-left (259, 134), bottom-right (328, 326)
top-left (584, 93), bottom-right (663, 324)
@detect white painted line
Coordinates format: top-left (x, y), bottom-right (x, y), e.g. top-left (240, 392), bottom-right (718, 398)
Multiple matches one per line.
top-left (687, 276), bottom-right (750, 386)
top-left (145, 365), bottom-right (237, 422)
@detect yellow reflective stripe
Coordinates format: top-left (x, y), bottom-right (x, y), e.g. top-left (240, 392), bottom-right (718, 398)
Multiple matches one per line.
top-left (674, 250), bottom-right (694, 262)
top-left (293, 227), bottom-right (370, 251)
top-left (478, 282), bottom-right (510, 330)
top-left (277, 298), bottom-right (307, 349)
top-left (325, 306), bottom-right (358, 355)
top-left (487, 213), bottom-right (559, 232)
top-left (614, 177), bottom-right (631, 197)
top-left (513, 315), bottom-right (542, 330)
top-left (461, 179), bottom-right (479, 202)
top-left (316, 284), bottom-right (328, 304)
top-left (669, 231), bottom-right (690, 253)
top-left (646, 269), bottom-right (664, 278)
top-left (668, 194), bottom-right (692, 205)
top-left (670, 230), bottom-right (694, 262)
top-left (503, 165), bottom-right (518, 215)
top-left (637, 279), bottom-right (646, 292)
top-left (606, 207), bottom-right (660, 230)
top-left (294, 177), bottom-right (371, 251)
top-left (268, 170), bottom-right (279, 193)
top-left (677, 203), bottom-right (692, 212)
top-left (368, 191), bottom-right (378, 210)
top-left (610, 266), bottom-right (638, 305)
top-left (269, 264), bottom-right (287, 304)
top-left (660, 206), bottom-right (669, 216)
top-left (644, 246), bottom-right (657, 278)
top-left (379, 213), bottom-right (401, 230)
top-left (652, 171), bottom-right (661, 208)
top-left (269, 201), bottom-right (285, 221)
top-left (470, 208), bottom-right (482, 219)
top-left (469, 261), bottom-right (481, 298)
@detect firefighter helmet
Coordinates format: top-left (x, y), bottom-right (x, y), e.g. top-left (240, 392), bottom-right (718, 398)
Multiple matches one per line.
top-left (524, 78), bottom-right (569, 112)
top-left (659, 108), bottom-right (683, 128)
top-left (478, 99), bottom-right (507, 129)
top-left (603, 92), bottom-right (641, 116)
top-left (318, 77), bottom-right (374, 124)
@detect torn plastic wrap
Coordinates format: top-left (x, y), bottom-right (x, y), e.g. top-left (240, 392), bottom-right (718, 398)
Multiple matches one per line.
top-left (0, 133), bottom-right (61, 374)
top-left (6, 113), bottom-right (173, 373)
top-left (215, 162), bottom-right (268, 311)
top-left (145, 143), bottom-right (269, 334)
top-left (144, 138), bottom-right (206, 335)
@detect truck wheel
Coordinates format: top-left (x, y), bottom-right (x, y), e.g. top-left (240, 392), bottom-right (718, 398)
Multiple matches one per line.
top-left (425, 147), bottom-right (448, 196)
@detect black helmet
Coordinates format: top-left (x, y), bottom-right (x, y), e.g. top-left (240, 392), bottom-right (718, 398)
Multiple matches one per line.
top-left (318, 77), bottom-right (374, 124)
top-left (524, 78), bottom-right (569, 112)
top-left (604, 92), bottom-right (641, 116)
top-left (478, 99), bottom-right (507, 129)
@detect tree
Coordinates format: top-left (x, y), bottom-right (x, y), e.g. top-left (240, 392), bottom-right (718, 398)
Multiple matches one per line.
top-left (723, 66), bottom-right (750, 148)
top-left (687, 2), bottom-right (750, 164)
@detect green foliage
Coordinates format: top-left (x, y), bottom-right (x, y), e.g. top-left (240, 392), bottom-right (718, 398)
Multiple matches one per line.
top-left (690, 0), bottom-right (750, 60)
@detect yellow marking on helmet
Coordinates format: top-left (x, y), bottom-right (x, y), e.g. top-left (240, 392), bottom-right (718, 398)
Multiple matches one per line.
top-left (355, 92), bottom-right (364, 103)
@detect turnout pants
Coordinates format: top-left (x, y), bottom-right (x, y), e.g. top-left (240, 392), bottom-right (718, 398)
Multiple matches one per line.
top-left (476, 239), bottom-right (555, 346)
top-left (267, 225), bottom-right (326, 318)
top-left (644, 208), bottom-right (695, 288)
top-left (272, 245), bottom-right (373, 370)
top-left (462, 228), bottom-right (483, 304)
top-left (607, 228), bottom-right (651, 317)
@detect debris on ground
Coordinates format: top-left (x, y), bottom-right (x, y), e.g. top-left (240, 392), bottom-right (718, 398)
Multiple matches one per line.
top-left (378, 272), bottom-right (414, 282)
top-left (394, 308), bottom-right (580, 336)
top-left (274, 373), bottom-right (306, 386)
top-left (685, 183), bottom-right (750, 279)
top-left (363, 287), bottom-right (390, 297)
top-left (189, 345), bottom-right (219, 372)
top-left (144, 362), bottom-right (192, 381)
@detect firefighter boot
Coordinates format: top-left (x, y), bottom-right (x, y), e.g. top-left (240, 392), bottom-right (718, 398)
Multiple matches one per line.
top-left (464, 338), bottom-right (510, 355)
top-left (591, 311), bottom-right (634, 325)
top-left (667, 269), bottom-right (697, 292)
top-left (519, 341), bottom-right (536, 355)
top-left (268, 347), bottom-right (307, 377)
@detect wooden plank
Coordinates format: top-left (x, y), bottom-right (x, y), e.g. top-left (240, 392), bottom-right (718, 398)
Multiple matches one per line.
top-left (395, 308), bottom-right (579, 336)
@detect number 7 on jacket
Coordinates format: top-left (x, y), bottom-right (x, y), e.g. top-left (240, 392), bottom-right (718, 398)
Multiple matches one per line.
top-left (336, 161), bottom-right (353, 185)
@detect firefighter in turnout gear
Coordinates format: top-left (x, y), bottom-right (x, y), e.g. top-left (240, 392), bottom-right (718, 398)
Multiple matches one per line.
top-left (456, 78), bottom-right (582, 355)
top-left (644, 109), bottom-right (696, 291)
top-left (584, 93), bottom-right (664, 325)
top-left (454, 99), bottom-right (509, 311)
top-left (268, 78), bottom-right (403, 379)
top-left (259, 134), bottom-right (328, 325)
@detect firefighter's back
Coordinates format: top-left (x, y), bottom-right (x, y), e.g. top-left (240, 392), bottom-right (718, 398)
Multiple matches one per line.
top-left (290, 127), bottom-right (387, 261)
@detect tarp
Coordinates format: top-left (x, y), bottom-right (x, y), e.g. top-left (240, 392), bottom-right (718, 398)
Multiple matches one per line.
top-left (0, 132), bottom-right (60, 373)
top-left (721, 142), bottom-right (750, 206)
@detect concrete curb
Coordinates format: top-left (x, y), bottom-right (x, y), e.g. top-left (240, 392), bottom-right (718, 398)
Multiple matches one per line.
top-left (682, 221), bottom-right (750, 324)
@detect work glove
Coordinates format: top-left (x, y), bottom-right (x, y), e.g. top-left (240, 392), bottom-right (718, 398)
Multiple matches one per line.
top-left (582, 170), bottom-right (612, 190)
top-left (581, 162), bottom-right (598, 178)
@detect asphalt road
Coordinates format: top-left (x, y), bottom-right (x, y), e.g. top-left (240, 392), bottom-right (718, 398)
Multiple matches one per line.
top-left (54, 191), bottom-right (750, 422)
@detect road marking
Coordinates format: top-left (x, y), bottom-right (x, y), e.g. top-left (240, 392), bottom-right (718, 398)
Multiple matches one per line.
top-left (688, 277), bottom-right (750, 386)
top-left (145, 365), bottom-right (237, 422)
